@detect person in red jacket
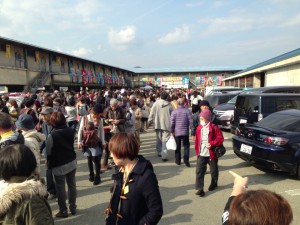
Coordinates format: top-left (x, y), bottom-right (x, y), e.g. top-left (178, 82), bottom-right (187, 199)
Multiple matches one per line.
top-left (194, 109), bottom-right (224, 197)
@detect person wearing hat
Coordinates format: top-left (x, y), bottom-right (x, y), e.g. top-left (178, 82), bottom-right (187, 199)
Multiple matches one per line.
top-left (194, 109), bottom-right (224, 197)
top-left (0, 112), bottom-right (25, 150)
top-left (39, 106), bottom-right (57, 200)
top-left (15, 114), bottom-right (46, 178)
top-left (78, 104), bottom-right (106, 185)
top-left (191, 100), bottom-right (211, 142)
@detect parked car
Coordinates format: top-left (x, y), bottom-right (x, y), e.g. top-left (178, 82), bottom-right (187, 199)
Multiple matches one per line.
top-left (231, 92), bottom-right (300, 133)
top-left (214, 86), bottom-right (300, 130)
top-left (206, 86), bottom-right (242, 96)
top-left (232, 109), bottom-right (300, 178)
top-left (204, 90), bottom-right (242, 109)
top-left (212, 95), bottom-right (238, 129)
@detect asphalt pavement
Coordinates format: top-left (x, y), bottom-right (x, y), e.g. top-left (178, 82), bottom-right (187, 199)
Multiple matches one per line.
top-left (43, 128), bottom-right (300, 225)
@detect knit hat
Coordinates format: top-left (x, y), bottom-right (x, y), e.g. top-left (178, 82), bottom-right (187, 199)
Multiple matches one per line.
top-left (199, 100), bottom-right (210, 107)
top-left (199, 109), bottom-right (212, 121)
top-left (15, 114), bottom-right (35, 130)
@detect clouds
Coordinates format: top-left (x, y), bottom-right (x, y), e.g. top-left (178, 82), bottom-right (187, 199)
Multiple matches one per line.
top-left (71, 48), bottom-right (92, 57)
top-left (108, 26), bottom-right (137, 51)
top-left (158, 24), bottom-right (190, 45)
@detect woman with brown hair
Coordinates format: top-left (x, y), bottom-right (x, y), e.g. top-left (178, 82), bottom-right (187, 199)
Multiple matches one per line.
top-left (105, 133), bottom-right (163, 225)
top-left (46, 111), bottom-right (77, 218)
top-left (222, 171), bottom-right (293, 225)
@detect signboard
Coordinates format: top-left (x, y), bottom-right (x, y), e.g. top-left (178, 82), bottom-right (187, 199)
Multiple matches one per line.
top-left (59, 87), bottom-right (68, 91)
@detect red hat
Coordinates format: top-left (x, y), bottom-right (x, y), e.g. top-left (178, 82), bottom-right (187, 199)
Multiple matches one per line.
top-left (200, 109), bottom-right (211, 121)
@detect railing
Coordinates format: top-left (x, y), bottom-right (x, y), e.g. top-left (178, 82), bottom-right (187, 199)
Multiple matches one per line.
top-left (30, 72), bottom-right (50, 92)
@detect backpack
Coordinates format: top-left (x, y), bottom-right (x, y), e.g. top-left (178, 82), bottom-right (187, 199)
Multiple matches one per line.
top-left (78, 104), bottom-right (89, 116)
top-left (124, 110), bottom-right (134, 127)
top-left (82, 116), bottom-right (99, 148)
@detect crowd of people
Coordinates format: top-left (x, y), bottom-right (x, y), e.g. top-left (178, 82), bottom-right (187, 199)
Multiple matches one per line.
top-left (0, 87), bottom-right (294, 225)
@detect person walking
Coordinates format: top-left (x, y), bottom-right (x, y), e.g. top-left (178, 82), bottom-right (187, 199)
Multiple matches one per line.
top-left (46, 112), bottom-right (77, 217)
top-left (148, 92), bottom-right (173, 161)
top-left (194, 109), bottom-right (224, 197)
top-left (78, 104), bottom-right (105, 185)
top-left (105, 133), bottom-right (163, 225)
top-left (15, 114), bottom-right (46, 178)
top-left (170, 98), bottom-right (193, 167)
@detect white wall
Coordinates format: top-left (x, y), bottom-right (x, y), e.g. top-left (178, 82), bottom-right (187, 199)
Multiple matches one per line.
top-left (266, 63), bottom-right (300, 86)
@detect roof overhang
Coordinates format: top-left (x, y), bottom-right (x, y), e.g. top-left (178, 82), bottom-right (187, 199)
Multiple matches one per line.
top-left (223, 54), bottom-right (300, 81)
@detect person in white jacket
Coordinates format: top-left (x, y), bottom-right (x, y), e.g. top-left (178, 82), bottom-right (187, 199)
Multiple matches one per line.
top-left (15, 114), bottom-right (46, 177)
top-left (77, 104), bottom-right (105, 185)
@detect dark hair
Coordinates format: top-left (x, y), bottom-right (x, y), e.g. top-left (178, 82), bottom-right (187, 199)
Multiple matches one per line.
top-left (0, 144), bottom-right (37, 181)
top-left (0, 112), bottom-right (12, 130)
top-left (25, 98), bottom-right (35, 108)
top-left (109, 133), bottom-right (139, 160)
top-left (68, 98), bottom-right (76, 106)
top-left (49, 112), bottom-right (66, 128)
top-left (160, 92), bottom-right (168, 100)
top-left (229, 190), bottom-right (293, 225)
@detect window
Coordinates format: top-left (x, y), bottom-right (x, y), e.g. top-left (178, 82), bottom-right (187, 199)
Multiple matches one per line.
top-left (15, 52), bottom-right (22, 68)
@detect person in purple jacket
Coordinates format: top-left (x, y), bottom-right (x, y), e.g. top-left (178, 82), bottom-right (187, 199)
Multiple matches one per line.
top-left (170, 98), bottom-right (193, 167)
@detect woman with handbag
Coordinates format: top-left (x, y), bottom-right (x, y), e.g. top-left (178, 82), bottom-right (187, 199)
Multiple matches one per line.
top-left (105, 133), bottom-right (163, 225)
top-left (194, 109), bottom-right (224, 197)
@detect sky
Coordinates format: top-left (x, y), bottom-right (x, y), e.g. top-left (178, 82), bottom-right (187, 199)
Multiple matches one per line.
top-left (0, 0), bottom-right (300, 70)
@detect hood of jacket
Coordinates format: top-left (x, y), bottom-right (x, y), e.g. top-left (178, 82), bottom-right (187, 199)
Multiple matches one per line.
top-left (0, 179), bottom-right (47, 215)
top-left (158, 99), bottom-right (171, 108)
top-left (0, 131), bottom-right (24, 144)
top-left (23, 130), bottom-right (46, 142)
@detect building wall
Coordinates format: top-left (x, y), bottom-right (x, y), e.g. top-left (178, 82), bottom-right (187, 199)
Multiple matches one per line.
top-left (0, 67), bottom-right (27, 85)
top-left (51, 54), bottom-right (68, 73)
top-left (266, 63), bottom-right (300, 86)
top-left (0, 44), bottom-right (25, 68)
top-left (27, 50), bottom-right (49, 71)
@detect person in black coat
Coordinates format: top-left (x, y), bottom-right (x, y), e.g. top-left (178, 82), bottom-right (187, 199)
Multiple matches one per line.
top-left (105, 133), bottom-right (163, 225)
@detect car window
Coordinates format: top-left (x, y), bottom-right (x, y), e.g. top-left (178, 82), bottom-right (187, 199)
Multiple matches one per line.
top-left (256, 113), bottom-right (300, 132)
top-left (236, 96), bottom-right (260, 113)
top-left (228, 96), bottom-right (237, 104)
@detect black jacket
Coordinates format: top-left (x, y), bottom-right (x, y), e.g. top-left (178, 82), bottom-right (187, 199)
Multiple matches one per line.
top-left (46, 125), bottom-right (76, 169)
top-left (106, 155), bottom-right (163, 225)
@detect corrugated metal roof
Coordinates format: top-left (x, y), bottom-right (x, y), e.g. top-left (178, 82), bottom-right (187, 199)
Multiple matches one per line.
top-left (234, 48), bottom-right (300, 76)
top-left (130, 65), bottom-right (248, 74)
top-left (0, 36), bottom-right (134, 73)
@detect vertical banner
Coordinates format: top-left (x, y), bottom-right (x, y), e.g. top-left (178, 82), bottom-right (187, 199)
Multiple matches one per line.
top-left (218, 76), bottom-right (222, 85)
top-left (35, 51), bottom-right (40, 62)
top-left (200, 76), bottom-right (204, 85)
top-left (213, 76), bottom-right (218, 85)
top-left (57, 56), bottom-right (61, 65)
top-left (6, 44), bottom-right (10, 58)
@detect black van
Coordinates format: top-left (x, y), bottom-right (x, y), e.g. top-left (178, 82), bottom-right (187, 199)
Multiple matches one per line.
top-left (231, 93), bottom-right (300, 133)
top-left (204, 91), bottom-right (242, 109)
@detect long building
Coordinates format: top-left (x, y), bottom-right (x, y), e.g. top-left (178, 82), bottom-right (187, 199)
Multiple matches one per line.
top-left (0, 36), bottom-right (135, 92)
top-left (223, 48), bottom-right (300, 87)
top-left (0, 36), bottom-right (248, 93)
